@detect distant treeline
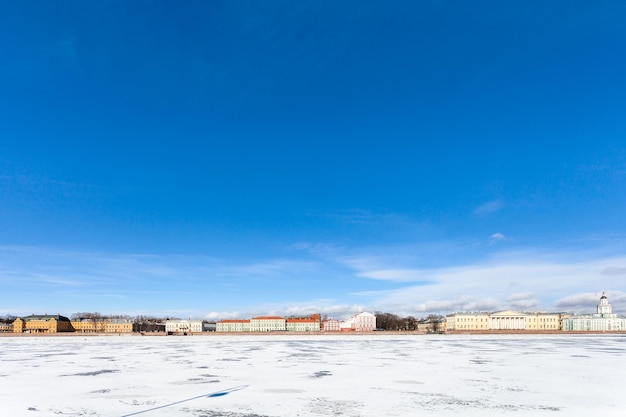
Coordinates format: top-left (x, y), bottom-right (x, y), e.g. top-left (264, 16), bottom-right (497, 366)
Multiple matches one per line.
top-left (375, 312), bottom-right (444, 331)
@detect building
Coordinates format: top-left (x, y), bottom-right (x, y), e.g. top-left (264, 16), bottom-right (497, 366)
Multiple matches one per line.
top-left (562, 293), bottom-right (626, 331)
top-left (72, 318), bottom-right (133, 333)
top-left (490, 310), bottom-right (529, 330)
top-left (417, 316), bottom-right (447, 333)
top-left (322, 318), bottom-right (341, 332)
top-left (0, 321), bottom-right (13, 332)
top-left (447, 310), bottom-right (562, 331)
top-left (165, 319), bottom-right (203, 335)
top-left (250, 316), bottom-right (287, 332)
top-left (216, 313), bottom-right (379, 332)
top-left (525, 312), bottom-right (561, 331)
top-left (13, 315), bottom-right (74, 333)
top-left (286, 314), bottom-right (321, 332)
top-left (216, 319), bottom-right (250, 332)
top-left (340, 312), bottom-right (376, 332)
top-left (446, 312), bottom-right (490, 331)
top-left (203, 322), bottom-right (217, 332)
top-left (106, 319), bottom-right (134, 333)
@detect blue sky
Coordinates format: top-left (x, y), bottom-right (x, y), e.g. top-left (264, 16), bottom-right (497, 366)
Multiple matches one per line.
top-left (1, 1), bottom-right (626, 319)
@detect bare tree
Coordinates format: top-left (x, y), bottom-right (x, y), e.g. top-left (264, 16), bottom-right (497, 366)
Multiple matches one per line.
top-left (405, 316), bottom-right (418, 331)
top-left (133, 315), bottom-right (166, 333)
top-left (426, 314), bottom-right (444, 333)
top-left (376, 312), bottom-right (404, 330)
top-left (1, 314), bottom-right (16, 323)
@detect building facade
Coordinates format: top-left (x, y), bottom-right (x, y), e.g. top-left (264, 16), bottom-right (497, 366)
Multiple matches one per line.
top-left (216, 312), bottom-right (378, 332)
top-left (165, 319), bottom-right (203, 334)
top-left (249, 316), bottom-right (287, 332)
top-left (322, 318), bottom-right (341, 332)
top-left (525, 312), bottom-right (561, 331)
top-left (216, 320), bottom-right (250, 332)
top-left (286, 314), bottom-right (321, 332)
top-left (417, 317), bottom-right (447, 333)
top-left (446, 312), bottom-right (490, 331)
top-left (13, 315), bottom-right (74, 333)
top-left (562, 293), bottom-right (626, 331)
top-left (490, 310), bottom-right (528, 330)
top-left (447, 311), bottom-right (562, 331)
top-left (340, 312), bottom-right (376, 332)
top-left (72, 318), bottom-right (133, 333)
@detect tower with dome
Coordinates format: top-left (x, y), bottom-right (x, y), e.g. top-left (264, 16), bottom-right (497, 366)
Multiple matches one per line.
top-left (562, 292), bottom-right (626, 331)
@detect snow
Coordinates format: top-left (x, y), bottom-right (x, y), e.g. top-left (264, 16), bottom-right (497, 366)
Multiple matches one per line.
top-left (1, 334), bottom-right (625, 416)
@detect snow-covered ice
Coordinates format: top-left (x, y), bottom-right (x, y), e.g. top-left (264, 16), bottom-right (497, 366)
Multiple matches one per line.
top-left (1, 334), bottom-right (625, 416)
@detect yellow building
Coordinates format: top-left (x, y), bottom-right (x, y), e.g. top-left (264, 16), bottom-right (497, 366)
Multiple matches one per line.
top-left (446, 312), bottom-right (490, 331)
top-left (447, 310), bottom-right (565, 331)
top-left (105, 319), bottom-right (133, 333)
top-left (72, 319), bottom-right (107, 333)
top-left (525, 312), bottom-right (561, 331)
top-left (13, 315), bottom-right (74, 333)
top-left (71, 318), bottom-right (133, 333)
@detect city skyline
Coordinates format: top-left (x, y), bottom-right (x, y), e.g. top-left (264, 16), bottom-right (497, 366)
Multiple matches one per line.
top-left (1, 2), bottom-right (625, 320)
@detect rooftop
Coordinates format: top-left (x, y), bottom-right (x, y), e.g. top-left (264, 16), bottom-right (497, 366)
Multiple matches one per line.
top-left (20, 314), bottom-right (71, 322)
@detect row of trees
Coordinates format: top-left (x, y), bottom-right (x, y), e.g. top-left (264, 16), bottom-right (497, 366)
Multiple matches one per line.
top-left (69, 312), bottom-right (178, 321)
top-left (0, 314), bottom-right (17, 324)
top-left (375, 312), bottom-right (444, 332)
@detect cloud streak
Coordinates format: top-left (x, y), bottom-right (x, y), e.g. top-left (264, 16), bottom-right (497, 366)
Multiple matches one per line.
top-left (474, 200), bottom-right (505, 215)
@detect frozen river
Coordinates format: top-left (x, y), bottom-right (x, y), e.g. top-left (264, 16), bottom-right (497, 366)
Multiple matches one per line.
top-left (1, 334), bottom-right (625, 416)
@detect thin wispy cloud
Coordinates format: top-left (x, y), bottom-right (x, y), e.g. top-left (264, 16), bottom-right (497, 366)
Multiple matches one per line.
top-left (220, 259), bottom-right (321, 278)
top-left (0, 245), bottom-right (333, 316)
top-left (356, 269), bottom-right (434, 284)
top-left (39, 278), bottom-right (87, 287)
top-left (474, 200), bottom-right (505, 215)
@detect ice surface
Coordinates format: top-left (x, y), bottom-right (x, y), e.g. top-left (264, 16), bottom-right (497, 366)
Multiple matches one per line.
top-left (1, 334), bottom-right (625, 416)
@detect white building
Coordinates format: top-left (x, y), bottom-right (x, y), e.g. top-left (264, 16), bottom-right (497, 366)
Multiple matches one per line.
top-left (562, 293), bottom-right (626, 331)
top-left (286, 315), bottom-right (321, 332)
top-left (340, 312), bottom-right (376, 332)
top-left (216, 320), bottom-right (250, 332)
top-left (249, 316), bottom-right (286, 332)
top-left (322, 318), bottom-right (341, 332)
top-left (490, 310), bottom-right (528, 330)
top-left (165, 319), bottom-right (203, 334)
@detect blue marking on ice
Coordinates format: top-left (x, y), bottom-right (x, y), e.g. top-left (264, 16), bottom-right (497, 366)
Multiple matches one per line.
top-left (119, 385), bottom-right (248, 417)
